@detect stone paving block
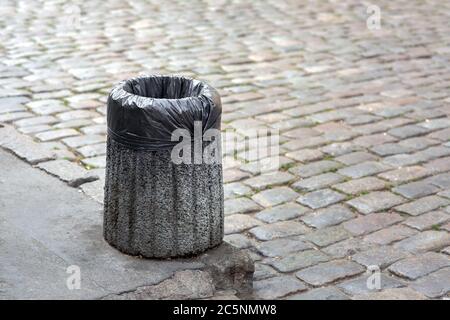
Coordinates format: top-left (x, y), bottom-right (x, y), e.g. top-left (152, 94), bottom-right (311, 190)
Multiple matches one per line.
top-left (282, 136), bottom-right (328, 151)
top-left (18, 124), bottom-right (52, 134)
top-left (382, 153), bottom-right (424, 167)
top-left (0, 125), bottom-right (55, 164)
top-left (410, 268), bottom-right (450, 298)
top-left (424, 156), bottom-right (450, 173)
top-left (297, 188), bottom-right (346, 209)
top-left (79, 179), bottom-right (104, 204)
top-left (371, 143), bottom-right (413, 156)
top-left (353, 133), bottom-right (396, 148)
top-left (338, 273), bottom-right (406, 296)
top-left (243, 171), bottom-right (294, 189)
top-left (353, 287), bottom-right (427, 300)
top-left (343, 212), bottom-right (404, 236)
top-left (399, 137), bottom-right (440, 150)
top-left (335, 151), bottom-right (378, 165)
top-left (323, 238), bottom-right (378, 259)
top-left (378, 166), bottom-right (430, 184)
top-left (285, 148), bottom-right (324, 163)
top-left (296, 260), bottom-right (365, 286)
top-left (347, 191), bottom-right (405, 214)
top-left (388, 252), bottom-right (450, 280)
top-left (425, 173), bottom-right (450, 189)
top-left (388, 125), bottom-right (430, 139)
top-left (224, 234), bottom-right (254, 249)
top-left (333, 177), bottom-right (387, 195)
top-left (77, 143), bottom-right (106, 158)
top-left (223, 182), bottom-right (252, 200)
top-left (256, 236), bottom-right (314, 258)
top-left (419, 146), bottom-right (450, 162)
top-left (428, 128), bottom-right (450, 141)
top-left (393, 181), bottom-right (440, 199)
top-left (251, 187), bottom-right (299, 207)
top-left (393, 231), bottom-right (450, 254)
top-left (13, 115), bottom-right (58, 127)
top-left (62, 134), bottom-right (106, 148)
top-left (304, 226), bottom-right (351, 247)
top-left (301, 204), bottom-right (355, 229)
top-left (224, 214), bottom-right (262, 234)
top-left (37, 159), bottom-right (99, 187)
top-left (438, 189), bottom-right (450, 199)
top-left (292, 172), bottom-right (345, 192)
top-left (26, 99), bottom-right (68, 115)
top-left (223, 169), bottom-right (250, 184)
top-left (0, 111), bottom-right (34, 122)
top-left (286, 287), bottom-right (350, 300)
top-left (289, 160), bottom-right (342, 178)
top-left (351, 246), bottom-right (407, 268)
top-left (395, 195), bottom-right (450, 216)
top-left (54, 119), bottom-right (92, 130)
top-left (0, 96), bottom-right (29, 113)
top-left (249, 221), bottom-right (310, 241)
top-left (282, 127), bottom-right (320, 139)
top-left (254, 276), bottom-right (307, 299)
top-left (363, 225), bottom-right (418, 245)
top-left (337, 161), bottom-right (391, 179)
top-left (404, 211), bottom-right (450, 231)
top-left (81, 155), bottom-right (106, 168)
top-left (253, 263), bottom-right (279, 281)
top-left (35, 129), bottom-right (80, 142)
top-left (321, 142), bottom-right (363, 157)
top-left (255, 202), bottom-right (309, 223)
top-left (419, 118), bottom-right (450, 130)
top-left (270, 249), bottom-right (330, 273)
top-left (224, 197), bottom-right (261, 215)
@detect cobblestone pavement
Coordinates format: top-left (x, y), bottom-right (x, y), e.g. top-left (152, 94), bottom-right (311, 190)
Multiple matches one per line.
top-left (1, 0), bottom-right (450, 300)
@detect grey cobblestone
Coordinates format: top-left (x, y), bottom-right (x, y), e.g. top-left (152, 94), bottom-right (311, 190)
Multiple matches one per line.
top-left (292, 172), bottom-right (345, 192)
top-left (338, 274), bottom-right (406, 296)
top-left (1, 0), bottom-right (449, 299)
top-left (37, 159), bottom-right (99, 187)
top-left (353, 288), bottom-right (426, 300)
top-left (254, 276), bottom-right (307, 299)
top-left (347, 191), bottom-right (405, 214)
top-left (404, 211), bottom-right (450, 231)
top-left (256, 236), bottom-right (313, 258)
top-left (351, 246), bottom-right (407, 268)
top-left (343, 213), bottom-right (404, 236)
top-left (224, 197), bottom-right (261, 215)
top-left (395, 195), bottom-right (450, 216)
top-left (0, 125), bottom-right (55, 164)
top-left (304, 226), bottom-right (351, 247)
top-left (255, 203), bottom-right (309, 223)
top-left (333, 177), bottom-right (387, 195)
top-left (249, 221), bottom-right (310, 241)
top-left (270, 249), bottom-right (330, 273)
top-left (410, 268), bottom-right (450, 298)
top-left (296, 260), bottom-right (365, 287)
top-left (301, 205), bottom-right (355, 229)
top-left (363, 225), bottom-right (418, 245)
top-left (286, 287), bottom-right (349, 300)
top-left (388, 252), bottom-right (450, 280)
top-left (252, 187), bottom-right (299, 207)
top-left (297, 188), bottom-right (346, 209)
top-left (338, 161), bottom-right (391, 179)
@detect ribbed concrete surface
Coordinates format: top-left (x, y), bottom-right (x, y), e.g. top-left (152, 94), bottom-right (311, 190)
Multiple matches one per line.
top-left (103, 138), bottom-right (224, 258)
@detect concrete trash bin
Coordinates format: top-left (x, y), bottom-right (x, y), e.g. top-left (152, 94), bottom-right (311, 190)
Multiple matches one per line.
top-left (104, 75), bottom-right (224, 258)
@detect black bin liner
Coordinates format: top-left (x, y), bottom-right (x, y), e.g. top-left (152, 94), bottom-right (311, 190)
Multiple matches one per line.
top-left (107, 75), bottom-right (222, 150)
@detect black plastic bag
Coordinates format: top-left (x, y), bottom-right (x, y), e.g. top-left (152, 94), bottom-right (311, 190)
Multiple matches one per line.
top-left (107, 75), bottom-right (222, 150)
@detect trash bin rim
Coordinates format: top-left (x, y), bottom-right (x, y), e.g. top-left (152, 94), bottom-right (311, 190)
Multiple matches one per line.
top-left (109, 74), bottom-right (219, 106)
